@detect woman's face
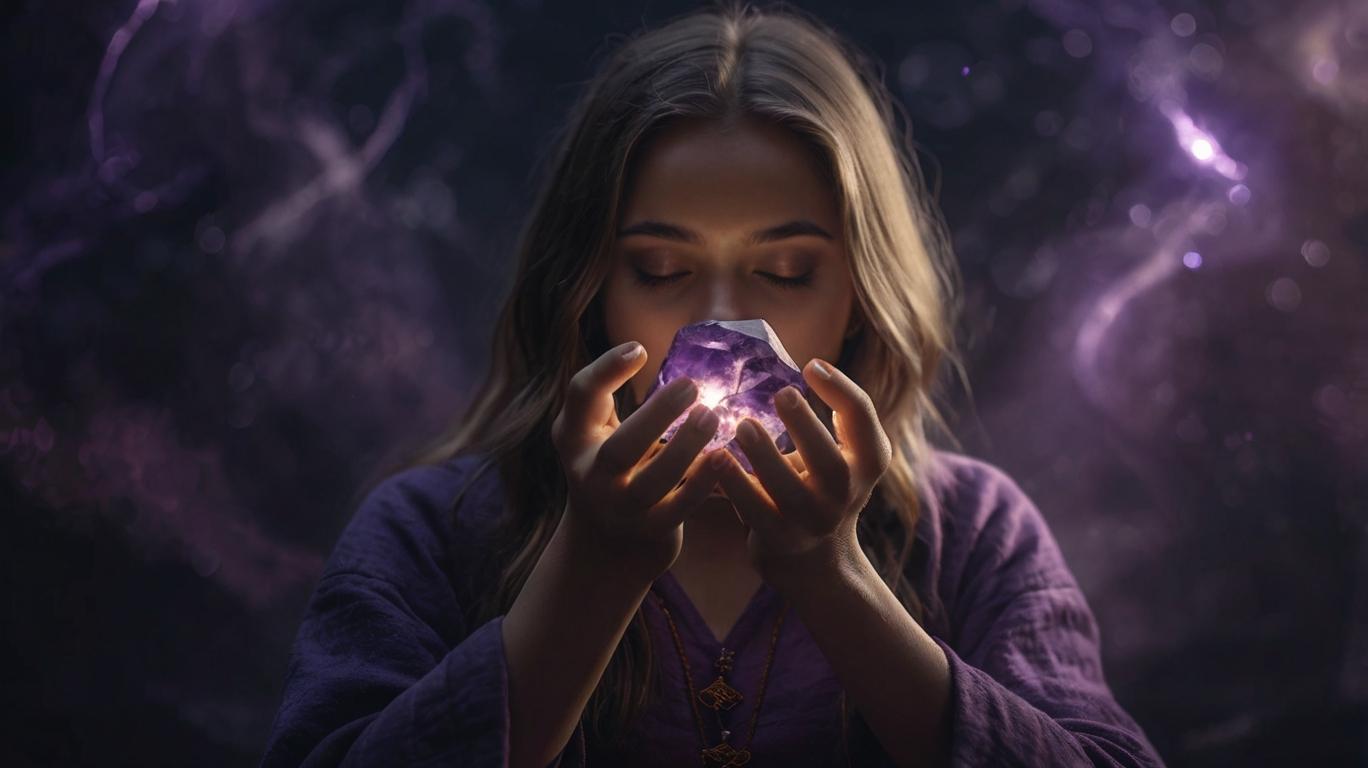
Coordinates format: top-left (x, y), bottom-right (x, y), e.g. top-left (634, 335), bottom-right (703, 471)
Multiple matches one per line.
top-left (601, 115), bottom-right (858, 408)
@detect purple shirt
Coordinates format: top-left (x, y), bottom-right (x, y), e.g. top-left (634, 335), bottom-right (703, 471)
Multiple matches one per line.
top-left (260, 449), bottom-right (1165, 767)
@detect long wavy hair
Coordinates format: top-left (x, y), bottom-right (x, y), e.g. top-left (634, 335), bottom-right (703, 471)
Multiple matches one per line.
top-left (389, 0), bottom-right (967, 755)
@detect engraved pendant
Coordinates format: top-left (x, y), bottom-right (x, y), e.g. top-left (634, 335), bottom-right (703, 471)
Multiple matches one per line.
top-left (702, 741), bottom-right (752, 766)
top-left (697, 676), bottom-right (744, 710)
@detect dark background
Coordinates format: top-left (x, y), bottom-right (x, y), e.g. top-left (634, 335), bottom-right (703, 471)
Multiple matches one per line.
top-left (3, 0), bottom-right (1366, 765)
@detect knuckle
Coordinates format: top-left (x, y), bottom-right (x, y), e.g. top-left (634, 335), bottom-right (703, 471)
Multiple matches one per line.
top-left (875, 432), bottom-right (893, 472)
top-left (684, 427), bottom-right (715, 454)
top-left (858, 391), bottom-right (879, 420)
top-left (566, 375), bottom-right (590, 405)
top-left (669, 434), bottom-right (707, 467)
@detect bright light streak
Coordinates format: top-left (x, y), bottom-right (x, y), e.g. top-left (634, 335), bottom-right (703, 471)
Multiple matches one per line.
top-left (1158, 100), bottom-right (1247, 181)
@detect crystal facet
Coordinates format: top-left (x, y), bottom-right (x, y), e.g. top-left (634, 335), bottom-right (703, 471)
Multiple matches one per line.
top-left (644, 319), bottom-right (807, 474)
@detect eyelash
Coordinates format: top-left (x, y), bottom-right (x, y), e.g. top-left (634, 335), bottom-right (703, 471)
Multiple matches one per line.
top-left (631, 269), bottom-right (814, 290)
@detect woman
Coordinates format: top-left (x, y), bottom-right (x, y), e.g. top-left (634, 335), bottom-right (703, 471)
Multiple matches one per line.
top-left (260, 2), bottom-right (1165, 766)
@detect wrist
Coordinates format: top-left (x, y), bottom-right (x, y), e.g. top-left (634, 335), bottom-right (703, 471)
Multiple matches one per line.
top-left (758, 526), bottom-right (870, 596)
top-left (556, 510), bottom-right (671, 588)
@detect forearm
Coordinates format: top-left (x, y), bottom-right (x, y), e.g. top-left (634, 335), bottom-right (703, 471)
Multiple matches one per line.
top-left (502, 516), bottom-right (653, 768)
top-left (768, 543), bottom-right (952, 768)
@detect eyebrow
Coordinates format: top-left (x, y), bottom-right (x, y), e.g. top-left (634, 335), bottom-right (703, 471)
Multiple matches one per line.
top-left (616, 219), bottom-right (834, 246)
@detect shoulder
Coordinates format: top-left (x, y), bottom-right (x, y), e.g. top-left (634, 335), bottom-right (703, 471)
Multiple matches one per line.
top-left (920, 447), bottom-right (1054, 538)
top-left (914, 449), bottom-right (1080, 628)
top-left (916, 448), bottom-right (1046, 553)
top-left (320, 452), bottom-right (504, 589)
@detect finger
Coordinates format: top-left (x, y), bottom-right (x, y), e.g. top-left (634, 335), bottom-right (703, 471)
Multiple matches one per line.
top-left (560, 341), bottom-right (649, 448)
top-left (734, 417), bottom-right (808, 510)
top-left (713, 448), bottom-right (781, 536)
top-left (802, 358), bottom-right (892, 483)
top-left (772, 385), bottom-right (847, 499)
top-left (646, 448), bottom-right (728, 531)
top-left (597, 376), bottom-right (698, 475)
top-left (627, 404), bottom-right (719, 506)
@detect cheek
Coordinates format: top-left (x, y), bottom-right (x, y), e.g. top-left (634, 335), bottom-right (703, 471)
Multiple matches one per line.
top-left (601, 286), bottom-right (646, 355)
top-left (632, 340), bottom-right (675, 402)
top-left (772, 316), bottom-right (847, 368)
top-left (601, 294), bottom-right (673, 401)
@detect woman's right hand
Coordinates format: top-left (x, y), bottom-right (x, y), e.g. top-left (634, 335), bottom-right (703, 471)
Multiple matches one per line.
top-left (550, 340), bottom-right (725, 582)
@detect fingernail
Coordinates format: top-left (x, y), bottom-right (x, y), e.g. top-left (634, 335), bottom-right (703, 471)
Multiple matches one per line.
top-left (777, 386), bottom-right (801, 408)
top-left (811, 359), bottom-right (833, 379)
top-left (738, 420), bottom-right (760, 442)
top-left (694, 406), bottom-right (719, 433)
top-left (621, 342), bottom-right (643, 360)
top-left (674, 379), bottom-right (698, 404)
top-left (710, 451), bottom-right (730, 470)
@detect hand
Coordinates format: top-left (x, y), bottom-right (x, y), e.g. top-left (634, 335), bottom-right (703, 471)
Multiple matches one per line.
top-left (712, 357), bottom-right (893, 583)
top-left (550, 341), bottom-right (728, 582)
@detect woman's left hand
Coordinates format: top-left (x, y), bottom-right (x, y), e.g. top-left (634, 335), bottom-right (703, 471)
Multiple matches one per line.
top-left (711, 357), bottom-right (892, 583)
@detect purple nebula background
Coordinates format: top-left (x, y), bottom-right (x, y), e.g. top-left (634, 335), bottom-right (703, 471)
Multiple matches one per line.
top-left (3, 0), bottom-right (1366, 765)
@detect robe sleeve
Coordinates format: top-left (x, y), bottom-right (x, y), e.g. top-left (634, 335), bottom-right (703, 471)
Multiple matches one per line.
top-left (930, 461), bottom-right (1167, 768)
top-left (258, 461), bottom-right (588, 768)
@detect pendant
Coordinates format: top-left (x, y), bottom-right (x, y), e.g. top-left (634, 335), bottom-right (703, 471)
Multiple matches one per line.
top-left (698, 676), bottom-right (744, 710)
top-left (701, 741), bottom-right (751, 766)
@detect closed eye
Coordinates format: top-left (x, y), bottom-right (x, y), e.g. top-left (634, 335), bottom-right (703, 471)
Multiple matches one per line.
top-left (630, 269), bottom-right (814, 290)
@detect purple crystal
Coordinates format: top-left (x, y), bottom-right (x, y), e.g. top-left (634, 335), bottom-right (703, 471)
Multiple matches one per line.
top-left (644, 319), bottom-right (808, 475)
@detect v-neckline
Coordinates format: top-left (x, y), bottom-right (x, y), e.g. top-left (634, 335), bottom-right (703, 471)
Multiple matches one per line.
top-left (653, 568), bottom-right (781, 652)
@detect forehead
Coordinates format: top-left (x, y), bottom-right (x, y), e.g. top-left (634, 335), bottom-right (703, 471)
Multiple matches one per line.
top-left (620, 116), bottom-right (840, 232)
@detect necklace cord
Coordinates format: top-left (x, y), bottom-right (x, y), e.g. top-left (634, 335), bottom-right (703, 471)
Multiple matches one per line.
top-left (649, 589), bottom-right (787, 766)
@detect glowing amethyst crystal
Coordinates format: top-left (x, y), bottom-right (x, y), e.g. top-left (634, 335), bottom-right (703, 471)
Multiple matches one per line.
top-left (645, 319), bottom-right (807, 474)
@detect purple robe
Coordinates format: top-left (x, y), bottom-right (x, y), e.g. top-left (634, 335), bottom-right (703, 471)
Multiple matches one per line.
top-left (260, 449), bottom-right (1165, 767)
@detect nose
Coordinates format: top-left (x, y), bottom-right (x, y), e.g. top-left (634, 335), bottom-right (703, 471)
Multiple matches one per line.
top-left (695, 274), bottom-right (753, 324)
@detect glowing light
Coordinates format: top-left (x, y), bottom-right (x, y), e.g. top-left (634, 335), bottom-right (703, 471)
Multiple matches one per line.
top-left (1312, 58), bottom-right (1339, 85)
top-left (1301, 239), bottom-right (1331, 267)
top-left (647, 319), bottom-right (805, 474)
top-left (1183, 251), bottom-right (1203, 269)
top-left (1292, 4), bottom-right (1368, 115)
top-left (1062, 29), bottom-right (1093, 58)
top-left (1171, 13), bottom-right (1197, 37)
top-left (89, 0), bottom-right (168, 166)
top-left (1266, 277), bottom-right (1302, 313)
top-left (1129, 204), bottom-right (1153, 227)
top-left (698, 381), bottom-right (729, 409)
top-left (1227, 184), bottom-right (1252, 205)
top-left (1314, 385), bottom-right (1349, 418)
top-left (1073, 202), bottom-right (1225, 412)
top-left (1188, 43), bottom-right (1224, 79)
top-left (1159, 100), bottom-right (1247, 180)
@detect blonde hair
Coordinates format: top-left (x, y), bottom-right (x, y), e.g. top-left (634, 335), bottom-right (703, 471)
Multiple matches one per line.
top-left (392, 0), bottom-right (967, 754)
